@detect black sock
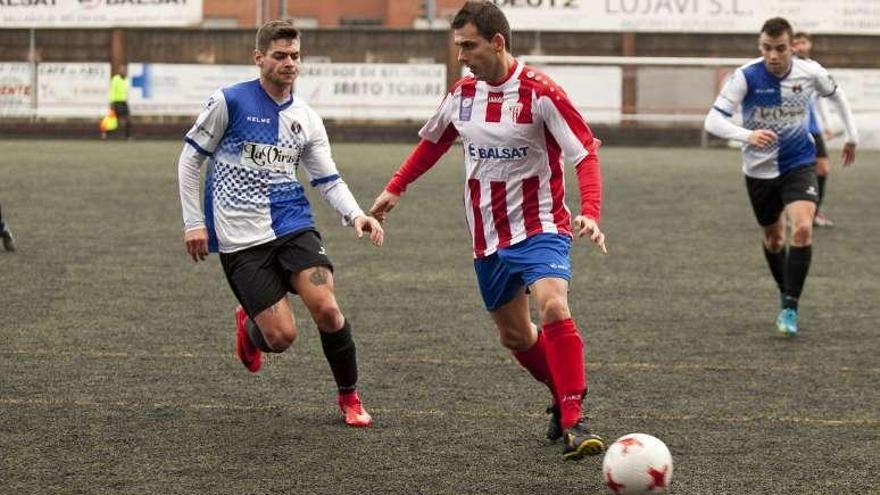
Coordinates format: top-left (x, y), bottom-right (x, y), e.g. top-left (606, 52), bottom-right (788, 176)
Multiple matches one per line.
top-left (817, 175), bottom-right (827, 209)
top-left (763, 245), bottom-right (786, 294)
top-left (246, 318), bottom-right (274, 353)
top-left (320, 320), bottom-right (358, 392)
top-left (783, 245), bottom-right (812, 309)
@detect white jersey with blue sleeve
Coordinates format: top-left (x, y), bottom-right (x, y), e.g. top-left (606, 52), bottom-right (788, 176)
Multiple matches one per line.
top-left (178, 79), bottom-right (364, 253)
top-left (709, 58), bottom-right (837, 179)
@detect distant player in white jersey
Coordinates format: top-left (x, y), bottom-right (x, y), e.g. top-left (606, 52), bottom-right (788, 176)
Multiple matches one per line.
top-left (793, 31), bottom-right (835, 227)
top-left (177, 20), bottom-right (384, 427)
top-left (704, 17), bottom-right (858, 337)
top-left (370, 1), bottom-right (607, 460)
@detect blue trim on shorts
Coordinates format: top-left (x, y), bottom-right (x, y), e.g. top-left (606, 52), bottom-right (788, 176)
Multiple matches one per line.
top-left (473, 233), bottom-right (572, 311)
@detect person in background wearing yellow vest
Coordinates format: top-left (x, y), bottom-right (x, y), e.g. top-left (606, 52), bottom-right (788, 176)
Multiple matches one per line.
top-left (103, 65), bottom-right (132, 140)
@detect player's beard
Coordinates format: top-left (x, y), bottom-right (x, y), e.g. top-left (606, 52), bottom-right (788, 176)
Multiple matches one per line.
top-left (265, 67), bottom-right (297, 93)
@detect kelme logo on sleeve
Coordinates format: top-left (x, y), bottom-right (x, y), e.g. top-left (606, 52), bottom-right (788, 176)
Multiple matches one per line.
top-left (240, 142), bottom-right (298, 174)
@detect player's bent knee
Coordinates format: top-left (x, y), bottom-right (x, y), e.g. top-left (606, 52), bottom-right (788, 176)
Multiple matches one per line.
top-left (791, 224), bottom-right (813, 245)
top-left (763, 233), bottom-right (785, 252)
top-left (498, 330), bottom-right (532, 351)
top-left (262, 324), bottom-right (297, 351)
top-left (539, 298), bottom-right (571, 324)
top-left (311, 303), bottom-right (344, 332)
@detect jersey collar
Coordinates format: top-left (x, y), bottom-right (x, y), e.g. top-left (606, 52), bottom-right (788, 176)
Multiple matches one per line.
top-left (485, 59), bottom-right (522, 89)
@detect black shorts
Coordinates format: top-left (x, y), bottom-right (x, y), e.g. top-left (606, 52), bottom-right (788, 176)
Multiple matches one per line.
top-left (812, 132), bottom-right (828, 159)
top-left (111, 101), bottom-right (130, 118)
top-left (745, 164), bottom-right (818, 227)
top-left (219, 229), bottom-right (333, 318)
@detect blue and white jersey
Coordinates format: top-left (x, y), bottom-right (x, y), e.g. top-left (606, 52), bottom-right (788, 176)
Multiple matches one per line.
top-left (180, 79), bottom-right (363, 253)
top-left (711, 57), bottom-right (837, 179)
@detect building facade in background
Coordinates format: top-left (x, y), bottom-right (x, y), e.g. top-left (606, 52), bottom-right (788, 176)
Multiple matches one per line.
top-left (203, 0), bottom-right (464, 28)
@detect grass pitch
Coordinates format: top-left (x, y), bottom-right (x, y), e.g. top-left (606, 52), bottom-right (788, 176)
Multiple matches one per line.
top-left (1, 139), bottom-right (878, 494)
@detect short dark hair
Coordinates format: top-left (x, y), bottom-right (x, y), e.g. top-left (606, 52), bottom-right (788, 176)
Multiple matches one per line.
top-left (793, 31), bottom-right (811, 41)
top-left (760, 17), bottom-right (793, 39)
top-left (256, 19), bottom-right (299, 53)
top-left (452, 1), bottom-right (512, 52)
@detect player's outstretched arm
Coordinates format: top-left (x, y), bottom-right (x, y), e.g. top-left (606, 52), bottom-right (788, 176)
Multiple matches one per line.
top-left (352, 215), bottom-right (384, 247)
top-left (572, 215), bottom-right (607, 255)
top-left (369, 190), bottom-right (400, 224)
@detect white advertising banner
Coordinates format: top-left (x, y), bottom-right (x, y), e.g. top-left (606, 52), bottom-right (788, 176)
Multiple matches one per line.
top-left (128, 63), bottom-right (448, 120)
top-left (824, 69), bottom-right (880, 150)
top-left (0, 63), bottom-right (33, 117)
top-left (127, 63), bottom-right (258, 116)
top-left (297, 64), bottom-right (447, 120)
top-left (494, 0), bottom-right (880, 34)
top-left (1, 0), bottom-right (203, 28)
top-left (524, 65), bottom-right (623, 124)
top-left (37, 63), bottom-right (110, 117)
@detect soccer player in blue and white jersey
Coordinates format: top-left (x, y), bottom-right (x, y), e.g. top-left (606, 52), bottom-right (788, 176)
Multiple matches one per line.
top-left (177, 20), bottom-right (384, 427)
top-left (704, 17), bottom-right (858, 337)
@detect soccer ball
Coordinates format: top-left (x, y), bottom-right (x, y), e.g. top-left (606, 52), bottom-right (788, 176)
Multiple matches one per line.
top-left (602, 433), bottom-right (673, 495)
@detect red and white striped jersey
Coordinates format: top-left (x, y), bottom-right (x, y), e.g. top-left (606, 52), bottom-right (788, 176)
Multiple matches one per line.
top-left (387, 60), bottom-right (601, 259)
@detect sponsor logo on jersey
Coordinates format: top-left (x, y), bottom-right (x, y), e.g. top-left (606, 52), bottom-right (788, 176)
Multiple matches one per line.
top-left (467, 144), bottom-right (529, 160)
top-left (755, 88), bottom-right (776, 94)
top-left (806, 186), bottom-right (818, 196)
top-left (488, 95), bottom-right (504, 104)
top-left (240, 142), bottom-right (298, 174)
top-left (753, 106), bottom-right (806, 125)
top-left (459, 96), bottom-right (474, 121)
top-left (246, 115), bottom-right (271, 124)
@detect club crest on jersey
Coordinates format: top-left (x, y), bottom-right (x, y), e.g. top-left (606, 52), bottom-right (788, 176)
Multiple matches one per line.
top-left (459, 96), bottom-right (474, 121)
top-left (792, 84), bottom-right (803, 93)
top-left (240, 142), bottom-right (298, 174)
top-left (506, 101), bottom-right (524, 122)
top-left (291, 121), bottom-right (302, 134)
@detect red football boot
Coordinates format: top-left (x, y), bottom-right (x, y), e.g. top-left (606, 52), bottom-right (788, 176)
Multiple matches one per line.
top-left (235, 305), bottom-right (262, 373)
top-left (338, 390), bottom-right (373, 427)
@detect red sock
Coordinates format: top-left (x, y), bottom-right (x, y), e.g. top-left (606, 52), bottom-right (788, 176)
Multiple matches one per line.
top-left (512, 329), bottom-right (557, 404)
top-left (543, 318), bottom-right (586, 430)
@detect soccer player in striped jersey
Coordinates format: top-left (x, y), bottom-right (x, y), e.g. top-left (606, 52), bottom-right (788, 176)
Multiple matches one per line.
top-left (177, 20), bottom-right (384, 427)
top-left (370, 0), bottom-right (607, 460)
top-left (704, 17), bottom-right (858, 337)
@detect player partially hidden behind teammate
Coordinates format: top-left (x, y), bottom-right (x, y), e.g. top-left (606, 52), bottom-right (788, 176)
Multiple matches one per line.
top-left (370, 1), bottom-right (608, 460)
top-left (176, 20), bottom-right (384, 426)
top-left (0, 203), bottom-right (15, 252)
top-left (793, 31), bottom-right (835, 227)
top-left (704, 17), bottom-right (858, 336)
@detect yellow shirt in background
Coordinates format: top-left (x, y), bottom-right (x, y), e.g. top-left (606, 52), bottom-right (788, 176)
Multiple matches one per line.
top-left (110, 74), bottom-right (129, 103)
